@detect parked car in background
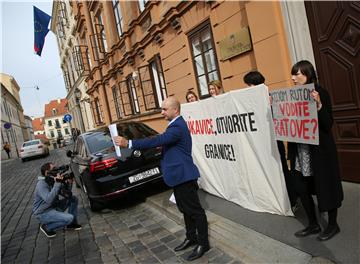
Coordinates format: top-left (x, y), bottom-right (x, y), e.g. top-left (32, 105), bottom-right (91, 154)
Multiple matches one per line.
top-left (66, 122), bottom-right (163, 211)
top-left (20, 139), bottom-right (50, 162)
top-left (62, 138), bottom-right (74, 146)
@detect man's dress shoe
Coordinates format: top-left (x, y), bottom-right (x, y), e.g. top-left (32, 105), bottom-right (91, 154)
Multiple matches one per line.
top-left (187, 245), bottom-right (210, 261)
top-left (317, 224), bottom-right (340, 241)
top-left (174, 239), bottom-right (197, 252)
top-left (294, 225), bottom-right (321, 237)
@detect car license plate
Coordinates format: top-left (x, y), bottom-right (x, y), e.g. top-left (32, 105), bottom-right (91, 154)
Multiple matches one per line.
top-left (129, 167), bottom-right (160, 183)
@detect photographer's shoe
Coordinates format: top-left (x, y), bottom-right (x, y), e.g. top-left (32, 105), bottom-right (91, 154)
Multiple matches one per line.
top-left (40, 224), bottom-right (56, 238)
top-left (67, 223), bottom-right (82, 230)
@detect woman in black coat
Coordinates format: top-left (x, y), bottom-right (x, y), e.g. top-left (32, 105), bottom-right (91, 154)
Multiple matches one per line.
top-left (288, 60), bottom-right (343, 241)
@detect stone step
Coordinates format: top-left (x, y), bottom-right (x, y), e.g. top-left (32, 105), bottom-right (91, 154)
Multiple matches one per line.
top-left (146, 189), bottom-right (318, 264)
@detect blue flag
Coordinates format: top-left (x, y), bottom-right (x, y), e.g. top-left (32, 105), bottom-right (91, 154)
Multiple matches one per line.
top-left (33, 6), bottom-right (51, 56)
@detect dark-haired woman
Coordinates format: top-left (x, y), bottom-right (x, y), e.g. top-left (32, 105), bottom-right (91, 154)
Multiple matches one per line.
top-left (289, 60), bottom-right (343, 241)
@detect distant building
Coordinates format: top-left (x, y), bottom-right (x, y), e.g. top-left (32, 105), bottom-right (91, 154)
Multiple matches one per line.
top-left (32, 117), bottom-right (49, 143)
top-left (43, 98), bottom-right (71, 149)
top-left (50, 0), bottom-right (95, 133)
top-left (1, 73), bottom-right (26, 159)
top-left (23, 115), bottom-right (34, 141)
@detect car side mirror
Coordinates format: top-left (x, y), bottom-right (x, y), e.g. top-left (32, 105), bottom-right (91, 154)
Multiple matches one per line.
top-left (66, 150), bottom-right (73, 158)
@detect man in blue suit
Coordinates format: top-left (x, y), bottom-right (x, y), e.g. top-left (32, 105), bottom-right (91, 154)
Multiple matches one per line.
top-left (114, 97), bottom-right (209, 261)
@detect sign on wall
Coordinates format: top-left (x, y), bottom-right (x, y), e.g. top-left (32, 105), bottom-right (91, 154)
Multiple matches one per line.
top-left (270, 84), bottom-right (319, 145)
top-left (218, 26), bottom-right (252, 60)
top-left (181, 85), bottom-right (292, 216)
top-left (4, 123), bottom-right (12, 129)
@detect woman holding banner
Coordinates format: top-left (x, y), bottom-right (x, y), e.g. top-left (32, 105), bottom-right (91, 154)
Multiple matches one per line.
top-left (208, 80), bottom-right (224, 97)
top-left (186, 90), bottom-right (199, 103)
top-left (288, 60), bottom-right (343, 241)
top-left (243, 71), bottom-right (298, 211)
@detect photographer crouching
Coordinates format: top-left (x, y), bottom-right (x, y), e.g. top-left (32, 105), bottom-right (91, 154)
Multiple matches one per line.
top-left (32, 162), bottom-right (81, 238)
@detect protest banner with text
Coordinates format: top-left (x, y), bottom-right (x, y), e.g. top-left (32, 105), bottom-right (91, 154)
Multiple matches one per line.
top-left (270, 84), bottom-right (319, 145)
top-left (181, 85), bottom-right (292, 216)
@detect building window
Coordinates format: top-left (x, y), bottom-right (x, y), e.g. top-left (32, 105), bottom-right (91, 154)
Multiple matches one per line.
top-left (138, 0), bottom-right (148, 12)
top-left (95, 12), bottom-right (108, 53)
top-left (66, 59), bottom-right (76, 88)
top-left (118, 77), bottom-right (140, 116)
top-left (73, 45), bottom-right (90, 76)
top-left (112, 85), bottom-right (123, 119)
top-left (63, 70), bottom-right (71, 90)
top-left (65, 128), bottom-right (70, 134)
top-left (112, 0), bottom-right (123, 37)
top-left (56, 13), bottom-right (65, 39)
top-left (189, 21), bottom-right (220, 98)
top-left (55, 119), bottom-right (61, 128)
top-left (50, 130), bottom-right (55, 138)
top-left (92, 98), bottom-right (104, 124)
top-left (57, 129), bottom-right (62, 137)
top-left (139, 55), bottom-right (167, 110)
top-left (48, 120), bottom-right (52, 126)
top-left (127, 75), bottom-right (140, 114)
top-left (59, 1), bottom-right (69, 27)
top-left (52, 108), bottom-right (57, 115)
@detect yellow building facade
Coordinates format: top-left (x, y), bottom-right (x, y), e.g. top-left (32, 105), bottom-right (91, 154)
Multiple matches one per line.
top-left (71, 1), bottom-right (293, 132)
top-left (62, 1), bottom-right (359, 182)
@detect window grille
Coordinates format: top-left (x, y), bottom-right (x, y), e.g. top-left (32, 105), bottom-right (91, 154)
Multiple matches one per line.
top-left (112, 85), bottom-right (123, 119)
top-left (73, 45), bottom-right (90, 76)
top-left (189, 21), bottom-right (220, 98)
top-left (138, 55), bottom-right (167, 110)
top-left (119, 80), bottom-right (135, 116)
top-left (112, 0), bottom-right (123, 37)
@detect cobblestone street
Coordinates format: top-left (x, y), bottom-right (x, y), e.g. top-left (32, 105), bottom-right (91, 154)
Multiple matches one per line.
top-left (1, 148), bottom-right (238, 264)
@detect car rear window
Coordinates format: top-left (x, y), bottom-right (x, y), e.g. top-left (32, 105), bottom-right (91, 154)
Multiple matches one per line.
top-left (86, 133), bottom-right (114, 154)
top-left (117, 123), bottom-right (158, 139)
top-left (23, 140), bottom-right (40, 147)
top-left (86, 123), bottom-right (158, 154)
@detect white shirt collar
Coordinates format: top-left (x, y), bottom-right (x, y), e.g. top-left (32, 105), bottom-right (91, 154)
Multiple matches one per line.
top-left (168, 115), bottom-right (181, 126)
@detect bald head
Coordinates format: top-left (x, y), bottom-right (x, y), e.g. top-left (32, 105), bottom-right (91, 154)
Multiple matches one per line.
top-left (165, 97), bottom-right (180, 111)
top-left (161, 97), bottom-right (180, 121)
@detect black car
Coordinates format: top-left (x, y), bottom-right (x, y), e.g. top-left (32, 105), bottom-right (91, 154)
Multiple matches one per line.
top-left (66, 122), bottom-right (163, 211)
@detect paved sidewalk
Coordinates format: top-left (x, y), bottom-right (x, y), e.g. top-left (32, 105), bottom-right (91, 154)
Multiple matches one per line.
top-left (1, 149), bottom-right (240, 263)
top-left (3, 148), bottom-right (354, 264)
top-left (146, 191), bottom-right (332, 264)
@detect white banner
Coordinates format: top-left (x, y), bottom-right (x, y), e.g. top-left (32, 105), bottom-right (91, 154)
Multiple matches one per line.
top-left (181, 85), bottom-right (292, 216)
top-left (270, 84), bottom-right (319, 145)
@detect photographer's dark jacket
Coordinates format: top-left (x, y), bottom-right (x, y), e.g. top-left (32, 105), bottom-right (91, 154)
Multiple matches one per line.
top-left (32, 176), bottom-right (61, 215)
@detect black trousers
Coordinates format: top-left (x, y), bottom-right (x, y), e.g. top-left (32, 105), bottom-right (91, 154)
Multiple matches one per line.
top-left (277, 141), bottom-right (298, 206)
top-left (173, 180), bottom-right (209, 247)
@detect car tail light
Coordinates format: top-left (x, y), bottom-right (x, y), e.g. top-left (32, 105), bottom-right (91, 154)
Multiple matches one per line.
top-left (90, 158), bottom-right (118, 173)
top-left (38, 145), bottom-right (43, 148)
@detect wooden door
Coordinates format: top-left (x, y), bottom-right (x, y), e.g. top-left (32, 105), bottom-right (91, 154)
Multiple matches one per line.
top-left (305, 1), bottom-right (360, 182)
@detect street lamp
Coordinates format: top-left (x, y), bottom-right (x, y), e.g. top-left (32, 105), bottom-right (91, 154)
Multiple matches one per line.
top-left (74, 88), bottom-right (85, 133)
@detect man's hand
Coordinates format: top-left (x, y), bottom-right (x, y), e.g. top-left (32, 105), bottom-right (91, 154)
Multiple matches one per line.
top-left (114, 136), bottom-right (129, 148)
top-left (54, 174), bottom-right (64, 182)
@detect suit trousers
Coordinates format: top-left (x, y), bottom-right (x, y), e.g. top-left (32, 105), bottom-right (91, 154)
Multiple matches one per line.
top-left (173, 180), bottom-right (209, 247)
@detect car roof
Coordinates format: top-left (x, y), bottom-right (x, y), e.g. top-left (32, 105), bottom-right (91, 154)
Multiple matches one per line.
top-left (23, 139), bottom-right (41, 143)
top-left (80, 121), bottom-right (144, 139)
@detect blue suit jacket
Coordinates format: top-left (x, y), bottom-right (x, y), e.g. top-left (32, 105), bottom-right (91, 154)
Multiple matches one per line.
top-left (132, 116), bottom-right (200, 187)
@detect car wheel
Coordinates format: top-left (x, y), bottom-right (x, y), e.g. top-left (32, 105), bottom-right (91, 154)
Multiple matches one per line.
top-left (82, 183), bottom-right (103, 212)
top-left (22, 158), bottom-right (26, 162)
top-left (88, 198), bottom-right (104, 212)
